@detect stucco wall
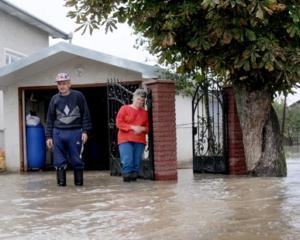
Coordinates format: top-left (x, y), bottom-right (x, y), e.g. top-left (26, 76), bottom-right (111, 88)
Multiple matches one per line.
top-left (0, 130), bottom-right (4, 149)
top-left (0, 91), bottom-right (3, 148)
top-left (175, 95), bottom-right (193, 168)
top-left (16, 57), bottom-right (142, 87)
top-left (0, 91), bottom-right (3, 129)
top-left (0, 10), bottom-right (49, 132)
top-left (3, 84), bottom-right (20, 171)
top-left (0, 10), bottom-right (49, 66)
top-left (3, 58), bottom-right (142, 171)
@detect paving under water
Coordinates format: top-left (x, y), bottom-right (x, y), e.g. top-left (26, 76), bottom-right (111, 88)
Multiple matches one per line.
top-left (0, 147), bottom-right (299, 239)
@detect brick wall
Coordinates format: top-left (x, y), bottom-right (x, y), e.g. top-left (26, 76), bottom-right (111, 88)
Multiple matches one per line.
top-left (144, 80), bottom-right (177, 180)
top-left (224, 87), bottom-right (247, 175)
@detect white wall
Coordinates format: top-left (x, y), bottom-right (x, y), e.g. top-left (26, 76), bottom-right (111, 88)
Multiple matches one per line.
top-left (0, 10), bottom-right (49, 66)
top-left (0, 91), bottom-right (3, 129)
top-left (0, 91), bottom-right (3, 149)
top-left (0, 10), bottom-right (50, 148)
top-left (15, 58), bottom-right (142, 87)
top-left (175, 94), bottom-right (193, 168)
top-left (3, 85), bottom-right (20, 171)
top-left (3, 58), bottom-right (142, 171)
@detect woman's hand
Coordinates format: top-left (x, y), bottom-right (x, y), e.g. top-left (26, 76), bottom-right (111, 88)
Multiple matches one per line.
top-left (131, 125), bottom-right (145, 134)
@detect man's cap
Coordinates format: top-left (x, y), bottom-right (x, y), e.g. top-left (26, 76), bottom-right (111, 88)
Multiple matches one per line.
top-left (55, 72), bottom-right (71, 82)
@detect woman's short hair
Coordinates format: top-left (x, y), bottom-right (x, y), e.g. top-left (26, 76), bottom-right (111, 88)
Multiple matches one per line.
top-left (133, 88), bottom-right (147, 98)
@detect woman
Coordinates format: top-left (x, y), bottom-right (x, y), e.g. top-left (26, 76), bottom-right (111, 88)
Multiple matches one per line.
top-left (116, 89), bottom-right (149, 182)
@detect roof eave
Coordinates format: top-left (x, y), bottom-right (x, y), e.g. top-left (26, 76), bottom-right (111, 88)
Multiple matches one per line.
top-left (0, 0), bottom-right (70, 40)
top-left (0, 42), bottom-right (165, 85)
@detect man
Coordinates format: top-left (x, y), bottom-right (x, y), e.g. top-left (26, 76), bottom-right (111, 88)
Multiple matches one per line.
top-left (46, 72), bottom-right (92, 186)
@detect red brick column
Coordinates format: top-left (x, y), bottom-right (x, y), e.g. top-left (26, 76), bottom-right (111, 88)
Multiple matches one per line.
top-left (224, 87), bottom-right (247, 175)
top-left (144, 80), bottom-right (177, 180)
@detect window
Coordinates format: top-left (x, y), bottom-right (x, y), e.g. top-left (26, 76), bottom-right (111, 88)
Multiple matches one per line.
top-left (4, 49), bottom-right (25, 65)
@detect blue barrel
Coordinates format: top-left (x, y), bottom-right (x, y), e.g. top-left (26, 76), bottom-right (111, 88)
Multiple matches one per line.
top-left (26, 125), bottom-right (46, 169)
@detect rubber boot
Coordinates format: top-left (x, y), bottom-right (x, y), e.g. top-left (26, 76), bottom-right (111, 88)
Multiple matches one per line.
top-left (74, 169), bottom-right (83, 186)
top-left (56, 168), bottom-right (66, 186)
top-left (123, 173), bottom-right (131, 182)
top-left (130, 172), bottom-right (138, 181)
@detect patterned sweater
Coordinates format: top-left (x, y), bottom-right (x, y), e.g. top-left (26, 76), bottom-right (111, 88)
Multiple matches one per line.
top-left (46, 90), bottom-right (92, 138)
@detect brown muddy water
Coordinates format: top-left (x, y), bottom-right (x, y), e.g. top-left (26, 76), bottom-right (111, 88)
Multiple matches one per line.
top-left (0, 149), bottom-right (300, 240)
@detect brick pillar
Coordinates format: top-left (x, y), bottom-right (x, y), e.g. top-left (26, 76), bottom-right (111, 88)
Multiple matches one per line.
top-left (224, 87), bottom-right (247, 175)
top-left (144, 80), bottom-right (177, 180)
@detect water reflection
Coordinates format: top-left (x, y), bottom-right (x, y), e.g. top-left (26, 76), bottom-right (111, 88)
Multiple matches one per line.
top-left (0, 147), bottom-right (299, 239)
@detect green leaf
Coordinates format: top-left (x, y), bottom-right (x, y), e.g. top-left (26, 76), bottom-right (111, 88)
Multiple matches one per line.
top-left (223, 32), bottom-right (232, 44)
top-left (250, 52), bottom-right (257, 64)
top-left (75, 23), bottom-right (86, 33)
top-left (245, 29), bottom-right (256, 41)
top-left (265, 62), bottom-right (274, 71)
top-left (202, 40), bottom-right (211, 50)
top-left (256, 5), bottom-right (264, 20)
top-left (89, 24), bottom-right (93, 34)
top-left (243, 60), bottom-right (250, 71)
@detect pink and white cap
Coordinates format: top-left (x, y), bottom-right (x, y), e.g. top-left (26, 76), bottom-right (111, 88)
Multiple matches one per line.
top-left (55, 72), bottom-right (71, 82)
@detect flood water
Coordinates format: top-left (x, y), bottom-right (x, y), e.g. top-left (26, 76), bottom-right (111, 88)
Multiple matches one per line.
top-left (0, 148), bottom-right (300, 239)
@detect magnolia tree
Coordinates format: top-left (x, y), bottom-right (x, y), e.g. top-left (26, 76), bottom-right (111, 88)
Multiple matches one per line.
top-left (66, 0), bottom-right (300, 176)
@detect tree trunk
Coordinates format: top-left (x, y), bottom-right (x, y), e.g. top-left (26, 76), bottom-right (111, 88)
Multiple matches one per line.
top-left (234, 85), bottom-right (287, 177)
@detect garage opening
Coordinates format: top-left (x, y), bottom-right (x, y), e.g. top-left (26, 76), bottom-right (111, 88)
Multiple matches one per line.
top-left (23, 86), bottom-right (109, 171)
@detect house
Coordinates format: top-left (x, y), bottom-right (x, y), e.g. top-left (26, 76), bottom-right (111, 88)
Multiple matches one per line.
top-left (0, 0), bottom-right (70, 62)
top-left (0, 0), bottom-right (70, 148)
top-left (0, 0), bottom-right (248, 178)
top-left (0, 0), bottom-right (181, 180)
top-left (0, 0), bottom-right (69, 170)
top-left (0, 39), bottom-right (168, 172)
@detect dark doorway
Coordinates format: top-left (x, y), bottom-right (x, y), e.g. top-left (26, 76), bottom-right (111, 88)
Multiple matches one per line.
top-left (78, 87), bottom-right (109, 170)
top-left (23, 86), bottom-right (109, 171)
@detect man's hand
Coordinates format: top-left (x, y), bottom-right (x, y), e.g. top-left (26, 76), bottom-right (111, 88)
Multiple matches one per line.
top-left (46, 138), bottom-right (53, 149)
top-left (82, 132), bottom-right (88, 144)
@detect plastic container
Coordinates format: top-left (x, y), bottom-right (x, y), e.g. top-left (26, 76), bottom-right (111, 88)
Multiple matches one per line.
top-left (26, 125), bottom-right (46, 169)
top-left (0, 149), bottom-right (5, 172)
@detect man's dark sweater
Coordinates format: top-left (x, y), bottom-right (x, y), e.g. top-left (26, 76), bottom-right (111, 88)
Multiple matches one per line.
top-left (46, 90), bottom-right (92, 138)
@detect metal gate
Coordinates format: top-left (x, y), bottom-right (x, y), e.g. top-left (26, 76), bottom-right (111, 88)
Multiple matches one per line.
top-left (107, 79), bottom-right (154, 179)
top-left (192, 76), bottom-right (228, 174)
